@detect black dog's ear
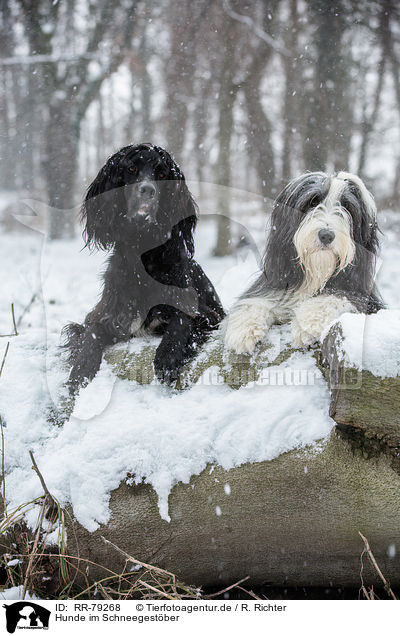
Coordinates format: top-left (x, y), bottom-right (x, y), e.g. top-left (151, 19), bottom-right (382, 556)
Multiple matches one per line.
top-left (151, 145), bottom-right (199, 256)
top-left (82, 155), bottom-right (125, 249)
top-left (173, 179), bottom-right (198, 257)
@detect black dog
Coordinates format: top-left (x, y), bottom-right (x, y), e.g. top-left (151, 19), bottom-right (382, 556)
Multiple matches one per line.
top-left (63, 143), bottom-right (224, 393)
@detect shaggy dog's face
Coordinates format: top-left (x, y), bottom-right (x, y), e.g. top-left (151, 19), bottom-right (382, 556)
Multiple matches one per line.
top-left (293, 200), bottom-right (356, 293)
top-left (241, 171), bottom-right (382, 316)
top-left (290, 172), bottom-right (376, 294)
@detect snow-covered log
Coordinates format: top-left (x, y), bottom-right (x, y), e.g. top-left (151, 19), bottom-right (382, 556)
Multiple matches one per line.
top-left (66, 430), bottom-right (400, 588)
top-left (103, 329), bottom-right (296, 390)
top-left (320, 310), bottom-right (400, 451)
top-left (61, 312), bottom-right (400, 588)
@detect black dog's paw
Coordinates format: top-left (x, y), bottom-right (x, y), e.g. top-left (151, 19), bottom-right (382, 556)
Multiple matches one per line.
top-left (153, 346), bottom-right (185, 385)
top-left (67, 364), bottom-right (93, 396)
top-left (67, 349), bottom-right (102, 396)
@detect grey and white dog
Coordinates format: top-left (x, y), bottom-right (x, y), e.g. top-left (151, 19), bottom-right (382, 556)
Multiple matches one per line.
top-left (224, 171), bottom-right (384, 354)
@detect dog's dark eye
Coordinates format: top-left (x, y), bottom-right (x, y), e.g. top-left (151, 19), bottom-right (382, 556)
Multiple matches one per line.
top-left (128, 165), bottom-right (137, 174)
top-left (158, 171), bottom-right (166, 179)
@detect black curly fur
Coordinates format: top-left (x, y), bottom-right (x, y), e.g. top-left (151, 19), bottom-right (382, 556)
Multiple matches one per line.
top-left (63, 143), bottom-right (224, 394)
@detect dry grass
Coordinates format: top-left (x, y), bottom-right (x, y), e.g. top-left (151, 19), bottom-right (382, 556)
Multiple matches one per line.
top-left (358, 531), bottom-right (397, 600)
top-left (0, 496), bottom-right (259, 600)
top-left (1, 499), bottom-right (399, 600)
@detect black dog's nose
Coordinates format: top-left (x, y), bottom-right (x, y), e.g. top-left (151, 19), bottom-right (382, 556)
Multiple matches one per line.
top-left (138, 181), bottom-right (156, 199)
top-left (318, 229), bottom-right (335, 245)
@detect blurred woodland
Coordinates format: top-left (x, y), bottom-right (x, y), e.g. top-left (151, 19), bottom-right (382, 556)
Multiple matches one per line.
top-left (1, 0), bottom-right (400, 251)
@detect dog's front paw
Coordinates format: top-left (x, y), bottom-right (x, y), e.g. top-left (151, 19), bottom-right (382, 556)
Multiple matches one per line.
top-left (224, 303), bottom-right (272, 354)
top-left (224, 323), bottom-right (263, 354)
top-left (67, 350), bottom-right (102, 396)
top-left (153, 346), bottom-right (184, 385)
top-left (291, 316), bottom-right (317, 348)
top-left (291, 295), bottom-right (356, 348)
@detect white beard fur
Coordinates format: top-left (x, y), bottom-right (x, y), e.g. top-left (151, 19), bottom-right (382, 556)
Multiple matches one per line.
top-left (223, 173), bottom-right (363, 354)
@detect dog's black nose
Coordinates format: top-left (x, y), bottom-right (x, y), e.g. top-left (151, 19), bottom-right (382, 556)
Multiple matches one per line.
top-left (318, 229), bottom-right (335, 245)
top-left (138, 181), bottom-right (156, 199)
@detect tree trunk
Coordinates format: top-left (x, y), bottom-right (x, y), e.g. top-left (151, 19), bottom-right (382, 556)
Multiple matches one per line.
top-left (302, 0), bottom-right (350, 172)
top-left (0, 1), bottom-right (16, 190)
top-left (163, 1), bottom-right (196, 162)
top-left (44, 106), bottom-right (79, 239)
top-left (281, 0), bottom-right (299, 186)
top-left (60, 323), bottom-right (400, 589)
top-left (242, 0), bottom-right (279, 199)
top-left (245, 71), bottom-right (276, 200)
top-left (379, 0), bottom-right (400, 110)
top-left (213, 40), bottom-right (239, 257)
top-left (139, 27), bottom-right (152, 141)
top-left (193, 80), bottom-right (210, 198)
top-left (357, 54), bottom-right (385, 178)
top-left (0, 70), bottom-right (15, 190)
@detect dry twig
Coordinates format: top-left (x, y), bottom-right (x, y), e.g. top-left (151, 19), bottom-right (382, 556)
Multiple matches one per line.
top-left (359, 531), bottom-right (397, 600)
top-left (207, 576), bottom-right (250, 598)
top-left (29, 450), bottom-right (58, 518)
top-left (0, 342), bottom-right (10, 517)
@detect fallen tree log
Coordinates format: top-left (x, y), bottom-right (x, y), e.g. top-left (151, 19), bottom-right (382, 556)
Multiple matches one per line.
top-left (320, 322), bottom-right (400, 455)
top-left (63, 315), bottom-right (400, 588)
top-left (67, 432), bottom-right (400, 588)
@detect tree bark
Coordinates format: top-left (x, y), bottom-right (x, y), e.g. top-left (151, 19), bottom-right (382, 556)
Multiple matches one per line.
top-left (302, 0), bottom-right (351, 172)
top-left (0, 1), bottom-right (16, 190)
top-left (281, 0), bottom-right (299, 186)
top-left (213, 29), bottom-right (239, 257)
top-left (357, 53), bottom-right (386, 178)
top-left (44, 105), bottom-right (79, 239)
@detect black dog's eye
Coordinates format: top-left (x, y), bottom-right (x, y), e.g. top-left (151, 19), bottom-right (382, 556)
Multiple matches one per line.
top-left (158, 171), bottom-right (166, 179)
top-left (128, 165), bottom-right (137, 174)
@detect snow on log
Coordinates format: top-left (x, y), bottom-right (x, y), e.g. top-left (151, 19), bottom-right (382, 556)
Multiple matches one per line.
top-left (66, 433), bottom-right (400, 588)
top-left (60, 312), bottom-right (400, 587)
top-left (320, 310), bottom-right (400, 451)
top-left (2, 313), bottom-right (400, 586)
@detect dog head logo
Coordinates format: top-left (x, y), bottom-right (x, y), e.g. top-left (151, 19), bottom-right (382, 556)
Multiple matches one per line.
top-left (3, 602), bottom-right (50, 633)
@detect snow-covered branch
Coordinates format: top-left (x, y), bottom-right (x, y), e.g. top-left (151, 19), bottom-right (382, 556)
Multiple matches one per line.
top-left (0, 52), bottom-right (98, 66)
top-left (222, 0), bottom-right (289, 57)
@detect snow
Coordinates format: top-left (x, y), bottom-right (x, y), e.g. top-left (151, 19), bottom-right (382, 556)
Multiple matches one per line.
top-left (335, 310), bottom-right (400, 378)
top-left (1, 325), bottom-right (333, 528)
top-left (5, 558), bottom-right (20, 567)
top-left (388, 543), bottom-right (396, 558)
top-left (0, 208), bottom-right (399, 531)
top-left (0, 586), bottom-right (39, 601)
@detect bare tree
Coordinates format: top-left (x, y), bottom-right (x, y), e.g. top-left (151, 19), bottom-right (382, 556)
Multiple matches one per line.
top-left (241, 0), bottom-right (280, 200)
top-left (281, 0), bottom-right (300, 185)
top-left (213, 18), bottom-right (241, 256)
top-left (0, 1), bottom-right (16, 190)
top-left (11, 0), bottom-right (137, 238)
top-left (302, 0), bottom-right (352, 172)
top-left (162, 0), bottom-right (203, 163)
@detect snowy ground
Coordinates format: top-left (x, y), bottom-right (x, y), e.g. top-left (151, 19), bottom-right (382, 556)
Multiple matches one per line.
top-left (0, 585), bottom-right (39, 601)
top-left (0, 206), bottom-right (399, 531)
